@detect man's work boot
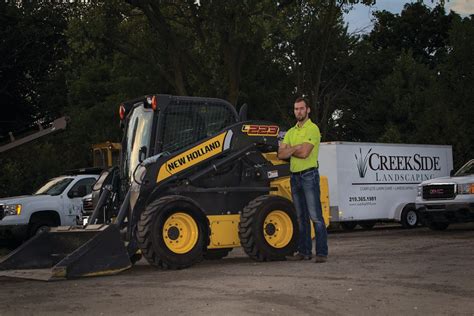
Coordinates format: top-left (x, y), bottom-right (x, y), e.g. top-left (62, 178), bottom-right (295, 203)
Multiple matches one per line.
top-left (314, 256), bottom-right (328, 263)
top-left (286, 253), bottom-right (312, 261)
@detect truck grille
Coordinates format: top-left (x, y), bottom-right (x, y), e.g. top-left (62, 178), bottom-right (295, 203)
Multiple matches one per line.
top-left (82, 199), bottom-right (94, 215)
top-left (422, 184), bottom-right (456, 200)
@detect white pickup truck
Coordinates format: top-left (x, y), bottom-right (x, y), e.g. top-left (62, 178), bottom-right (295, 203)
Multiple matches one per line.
top-left (416, 159), bottom-right (474, 230)
top-left (0, 169), bottom-right (100, 242)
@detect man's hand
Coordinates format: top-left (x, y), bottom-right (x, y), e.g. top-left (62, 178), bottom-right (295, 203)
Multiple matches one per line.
top-left (278, 143), bottom-right (299, 159)
top-left (278, 142), bottom-right (313, 159)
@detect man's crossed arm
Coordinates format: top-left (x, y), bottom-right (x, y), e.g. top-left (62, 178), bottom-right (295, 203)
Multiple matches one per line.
top-left (277, 142), bottom-right (314, 160)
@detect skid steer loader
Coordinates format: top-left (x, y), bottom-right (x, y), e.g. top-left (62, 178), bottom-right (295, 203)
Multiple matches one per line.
top-left (0, 95), bottom-right (329, 280)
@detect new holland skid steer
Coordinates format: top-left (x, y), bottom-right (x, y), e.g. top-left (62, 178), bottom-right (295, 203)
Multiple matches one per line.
top-left (0, 95), bottom-right (329, 280)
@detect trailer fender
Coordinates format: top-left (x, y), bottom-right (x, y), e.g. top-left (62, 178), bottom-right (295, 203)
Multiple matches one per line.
top-left (392, 203), bottom-right (409, 221)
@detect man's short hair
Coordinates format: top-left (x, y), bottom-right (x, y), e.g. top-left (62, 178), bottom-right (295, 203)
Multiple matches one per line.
top-left (294, 97), bottom-right (310, 108)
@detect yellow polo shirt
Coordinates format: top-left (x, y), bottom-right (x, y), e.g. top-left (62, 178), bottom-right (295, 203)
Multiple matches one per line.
top-left (282, 119), bottom-right (321, 172)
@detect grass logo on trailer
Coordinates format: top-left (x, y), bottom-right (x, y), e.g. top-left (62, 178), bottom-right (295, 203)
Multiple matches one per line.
top-left (355, 148), bottom-right (372, 178)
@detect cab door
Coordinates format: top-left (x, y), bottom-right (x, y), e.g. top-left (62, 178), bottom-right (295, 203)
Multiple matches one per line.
top-left (65, 178), bottom-right (97, 225)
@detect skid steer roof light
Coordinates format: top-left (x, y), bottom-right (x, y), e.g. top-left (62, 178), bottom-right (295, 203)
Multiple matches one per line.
top-left (119, 104), bottom-right (126, 120)
top-left (151, 96), bottom-right (158, 111)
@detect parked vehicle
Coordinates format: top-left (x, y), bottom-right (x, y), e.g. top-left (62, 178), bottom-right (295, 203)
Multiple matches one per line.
top-left (318, 142), bottom-right (453, 229)
top-left (0, 169), bottom-right (100, 242)
top-left (416, 159), bottom-right (474, 230)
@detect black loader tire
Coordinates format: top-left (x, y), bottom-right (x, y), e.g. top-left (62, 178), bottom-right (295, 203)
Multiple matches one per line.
top-left (239, 195), bottom-right (298, 262)
top-left (340, 221), bottom-right (357, 230)
top-left (129, 252), bottom-right (143, 265)
top-left (137, 196), bottom-right (206, 270)
top-left (204, 248), bottom-right (232, 260)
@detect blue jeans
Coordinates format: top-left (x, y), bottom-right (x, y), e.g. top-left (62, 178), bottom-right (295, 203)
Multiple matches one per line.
top-left (290, 168), bottom-right (328, 257)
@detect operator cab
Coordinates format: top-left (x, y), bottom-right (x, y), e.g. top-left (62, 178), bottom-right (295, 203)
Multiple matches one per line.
top-left (119, 95), bottom-right (239, 207)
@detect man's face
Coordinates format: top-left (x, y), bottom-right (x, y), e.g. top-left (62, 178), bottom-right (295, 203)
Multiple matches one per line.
top-left (294, 101), bottom-right (310, 122)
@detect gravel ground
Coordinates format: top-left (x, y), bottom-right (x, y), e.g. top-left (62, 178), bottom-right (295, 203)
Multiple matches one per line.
top-left (0, 223), bottom-right (473, 316)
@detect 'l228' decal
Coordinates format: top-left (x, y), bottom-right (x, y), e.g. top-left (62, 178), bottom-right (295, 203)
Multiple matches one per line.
top-left (241, 124), bottom-right (279, 136)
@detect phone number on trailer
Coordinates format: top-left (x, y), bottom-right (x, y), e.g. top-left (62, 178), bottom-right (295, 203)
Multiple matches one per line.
top-left (349, 196), bottom-right (377, 202)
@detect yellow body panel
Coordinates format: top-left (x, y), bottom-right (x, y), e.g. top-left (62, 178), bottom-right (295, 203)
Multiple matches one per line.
top-left (157, 132), bottom-right (227, 183)
top-left (208, 215), bottom-right (241, 249)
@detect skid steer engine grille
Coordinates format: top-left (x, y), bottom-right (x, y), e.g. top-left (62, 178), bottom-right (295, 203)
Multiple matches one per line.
top-left (422, 184), bottom-right (455, 200)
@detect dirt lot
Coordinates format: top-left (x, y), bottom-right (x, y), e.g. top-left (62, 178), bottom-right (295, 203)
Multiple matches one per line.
top-left (1, 224), bottom-right (473, 316)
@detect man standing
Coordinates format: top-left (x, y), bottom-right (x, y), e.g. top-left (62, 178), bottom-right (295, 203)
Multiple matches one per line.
top-left (277, 97), bottom-right (328, 262)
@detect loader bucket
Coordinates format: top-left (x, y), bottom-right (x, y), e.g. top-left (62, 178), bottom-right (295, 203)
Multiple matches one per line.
top-left (0, 224), bottom-right (131, 281)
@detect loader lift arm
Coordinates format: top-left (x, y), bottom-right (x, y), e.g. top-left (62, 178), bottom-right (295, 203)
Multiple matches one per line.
top-left (0, 117), bottom-right (68, 153)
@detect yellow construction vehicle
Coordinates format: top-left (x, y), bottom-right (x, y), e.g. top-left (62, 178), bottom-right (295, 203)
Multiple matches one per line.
top-left (0, 95), bottom-right (329, 280)
top-left (91, 142), bottom-right (121, 169)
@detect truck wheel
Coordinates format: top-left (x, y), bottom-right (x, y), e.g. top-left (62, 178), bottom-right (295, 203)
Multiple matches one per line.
top-left (359, 221), bottom-right (376, 229)
top-left (137, 196), bottom-right (206, 270)
top-left (239, 195), bottom-right (298, 262)
top-left (340, 222), bottom-right (357, 230)
top-left (28, 219), bottom-right (55, 238)
top-left (401, 206), bottom-right (418, 229)
top-left (204, 248), bottom-right (232, 260)
top-left (428, 222), bottom-right (449, 231)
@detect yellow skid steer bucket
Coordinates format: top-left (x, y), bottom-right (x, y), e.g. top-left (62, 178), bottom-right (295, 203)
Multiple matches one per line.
top-left (0, 224), bottom-right (131, 281)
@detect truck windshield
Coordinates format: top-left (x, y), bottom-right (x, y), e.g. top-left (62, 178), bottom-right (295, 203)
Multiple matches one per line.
top-left (454, 160), bottom-right (474, 177)
top-left (34, 177), bottom-right (74, 196)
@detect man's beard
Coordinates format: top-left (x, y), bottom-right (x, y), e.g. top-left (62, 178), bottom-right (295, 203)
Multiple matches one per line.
top-left (296, 114), bottom-right (308, 122)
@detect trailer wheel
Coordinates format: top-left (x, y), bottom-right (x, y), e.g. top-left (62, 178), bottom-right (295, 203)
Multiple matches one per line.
top-left (401, 206), bottom-right (418, 228)
top-left (239, 195), bottom-right (298, 261)
top-left (340, 222), bottom-right (357, 231)
top-left (137, 196), bottom-right (206, 270)
top-left (204, 248), bottom-right (232, 260)
top-left (359, 221), bottom-right (376, 229)
top-left (427, 222), bottom-right (449, 231)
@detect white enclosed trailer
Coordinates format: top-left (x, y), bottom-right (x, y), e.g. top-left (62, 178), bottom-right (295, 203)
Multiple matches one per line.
top-left (318, 142), bottom-right (453, 229)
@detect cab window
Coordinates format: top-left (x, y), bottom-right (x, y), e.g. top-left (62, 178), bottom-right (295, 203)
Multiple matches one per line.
top-left (67, 178), bottom-right (97, 198)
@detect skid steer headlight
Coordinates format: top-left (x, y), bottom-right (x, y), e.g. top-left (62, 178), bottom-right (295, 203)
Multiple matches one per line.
top-left (457, 183), bottom-right (474, 194)
top-left (3, 204), bottom-right (22, 216)
top-left (133, 164), bottom-right (147, 185)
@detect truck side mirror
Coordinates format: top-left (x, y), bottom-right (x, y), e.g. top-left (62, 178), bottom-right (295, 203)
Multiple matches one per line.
top-left (450, 169), bottom-right (455, 177)
top-left (138, 146), bottom-right (147, 163)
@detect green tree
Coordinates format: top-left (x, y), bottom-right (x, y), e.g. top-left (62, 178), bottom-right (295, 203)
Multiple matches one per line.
top-left (0, 2), bottom-right (69, 140)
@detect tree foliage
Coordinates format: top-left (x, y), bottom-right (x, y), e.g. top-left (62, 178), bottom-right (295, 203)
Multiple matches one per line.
top-left (0, 0), bottom-right (473, 196)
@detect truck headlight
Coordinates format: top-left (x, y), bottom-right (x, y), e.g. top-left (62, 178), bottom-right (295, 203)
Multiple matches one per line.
top-left (417, 185), bottom-right (422, 197)
top-left (3, 204), bottom-right (22, 216)
top-left (457, 183), bottom-right (474, 194)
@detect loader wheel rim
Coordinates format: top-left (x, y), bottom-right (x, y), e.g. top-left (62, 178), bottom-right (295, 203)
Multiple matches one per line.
top-left (163, 212), bottom-right (199, 254)
top-left (263, 210), bottom-right (293, 248)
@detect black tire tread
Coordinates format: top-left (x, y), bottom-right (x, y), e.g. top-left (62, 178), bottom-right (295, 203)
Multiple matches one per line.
top-left (137, 195), bottom-right (204, 270)
top-left (238, 195), bottom-right (296, 262)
